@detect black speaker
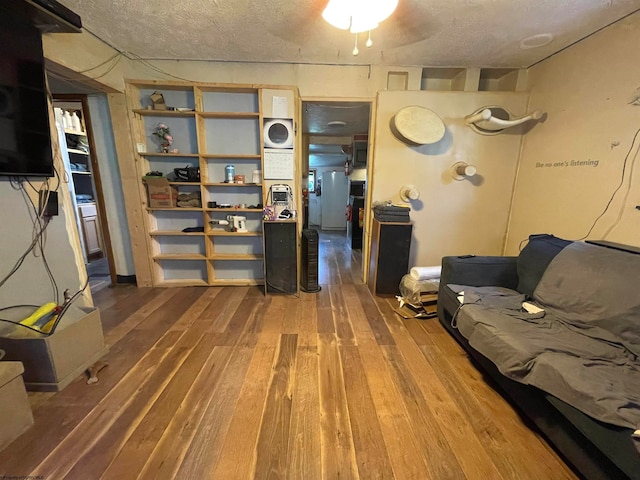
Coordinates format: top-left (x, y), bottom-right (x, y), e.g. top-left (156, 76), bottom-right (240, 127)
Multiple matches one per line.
top-left (301, 229), bottom-right (321, 293)
top-left (264, 222), bottom-right (297, 294)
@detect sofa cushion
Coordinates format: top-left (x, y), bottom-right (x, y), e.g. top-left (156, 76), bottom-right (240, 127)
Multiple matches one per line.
top-left (517, 234), bottom-right (572, 298)
top-left (534, 241), bottom-right (640, 354)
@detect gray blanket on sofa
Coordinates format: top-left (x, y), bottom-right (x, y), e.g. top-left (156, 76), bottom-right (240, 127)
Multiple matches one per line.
top-left (451, 242), bottom-right (640, 430)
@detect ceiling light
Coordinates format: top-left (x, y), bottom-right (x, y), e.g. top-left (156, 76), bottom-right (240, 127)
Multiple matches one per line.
top-left (323, 0), bottom-right (398, 55)
top-left (520, 33), bottom-right (554, 50)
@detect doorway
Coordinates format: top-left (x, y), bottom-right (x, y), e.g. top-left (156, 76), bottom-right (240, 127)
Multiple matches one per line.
top-left (52, 95), bottom-right (116, 294)
top-left (301, 100), bottom-right (372, 281)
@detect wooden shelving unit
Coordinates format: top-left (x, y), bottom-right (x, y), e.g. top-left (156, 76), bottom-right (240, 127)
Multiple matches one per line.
top-left (126, 80), bottom-right (299, 287)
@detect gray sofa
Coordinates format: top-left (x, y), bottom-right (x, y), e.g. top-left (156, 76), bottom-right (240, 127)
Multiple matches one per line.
top-left (437, 234), bottom-right (640, 480)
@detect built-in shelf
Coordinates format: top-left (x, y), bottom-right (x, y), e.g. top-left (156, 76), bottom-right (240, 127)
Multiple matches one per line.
top-left (205, 208), bottom-right (262, 213)
top-left (138, 152), bottom-right (199, 157)
top-left (202, 182), bottom-right (262, 187)
top-left (147, 207), bottom-right (203, 212)
top-left (68, 148), bottom-right (88, 155)
top-left (156, 279), bottom-right (209, 287)
top-left (198, 112), bottom-right (259, 119)
top-left (128, 80), bottom-right (297, 289)
top-left (133, 109), bottom-right (196, 117)
top-left (210, 253), bottom-right (263, 260)
top-left (153, 254), bottom-right (206, 260)
top-left (207, 231), bottom-right (262, 236)
top-left (149, 230), bottom-right (205, 236)
top-left (65, 129), bottom-right (86, 136)
top-left (201, 154), bottom-right (261, 159)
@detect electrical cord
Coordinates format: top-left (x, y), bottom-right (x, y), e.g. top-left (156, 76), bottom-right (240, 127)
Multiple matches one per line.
top-left (576, 125), bottom-right (640, 241)
top-left (0, 176), bottom-right (60, 303)
top-left (0, 278), bottom-right (90, 337)
top-left (20, 177), bottom-right (59, 304)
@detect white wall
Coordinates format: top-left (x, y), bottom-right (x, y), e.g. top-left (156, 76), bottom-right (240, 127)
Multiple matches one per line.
top-left (372, 91), bottom-right (528, 267)
top-left (506, 12), bottom-right (640, 252)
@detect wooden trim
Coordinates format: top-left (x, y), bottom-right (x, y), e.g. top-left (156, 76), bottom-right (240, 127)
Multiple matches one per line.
top-left (107, 91), bottom-right (154, 286)
top-left (46, 95), bottom-right (93, 306)
top-left (132, 109), bottom-right (195, 117)
top-left (125, 79), bottom-right (297, 92)
top-left (80, 95), bottom-right (119, 288)
top-left (362, 97), bottom-right (376, 283)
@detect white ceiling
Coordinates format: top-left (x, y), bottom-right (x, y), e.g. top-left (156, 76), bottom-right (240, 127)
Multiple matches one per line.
top-left (58, 0), bottom-right (640, 68)
top-left (53, 0), bottom-right (640, 163)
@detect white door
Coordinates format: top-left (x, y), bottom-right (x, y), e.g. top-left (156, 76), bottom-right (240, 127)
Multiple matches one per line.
top-left (321, 171), bottom-right (348, 230)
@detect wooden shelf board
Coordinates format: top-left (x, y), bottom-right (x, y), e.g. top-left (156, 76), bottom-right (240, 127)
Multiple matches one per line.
top-left (198, 112), bottom-right (259, 119)
top-left (153, 254), bottom-right (206, 260)
top-left (201, 154), bottom-right (261, 159)
top-left (209, 279), bottom-right (264, 286)
top-left (147, 207), bottom-right (204, 212)
top-left (202, 182), bottom-right (262, 187)
top-left (138, 152), bottom-right (199, 157)
top-left (150, 230), bottom-right (205, 236)
top-left (68, 148), bottom-right (88, 155)
top-left (198, 86), bottom-right (258, 94)
top-left (133, 109), bottom-right (196, 117)
top-left (206, 208), bottom-right (262, 213)
top-left (207, 231), bottom-right (263, 237)
top-left (168, 181), bottom-right (201, 186)
top-left (65, 129), bottom-right (87, 136)
top-left (209, 254), bottom-right (263, 260)
top-left (156, 279), bottom-right (209, 287)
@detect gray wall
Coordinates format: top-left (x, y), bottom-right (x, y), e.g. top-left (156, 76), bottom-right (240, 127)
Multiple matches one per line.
top-left (87, 95), bottom-right (135, 276)
top-left (0, 178), bottom-right (86, 307)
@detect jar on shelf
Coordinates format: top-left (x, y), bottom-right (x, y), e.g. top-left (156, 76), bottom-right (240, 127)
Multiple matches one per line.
top-left (225, 165), bottom-right (235, 183)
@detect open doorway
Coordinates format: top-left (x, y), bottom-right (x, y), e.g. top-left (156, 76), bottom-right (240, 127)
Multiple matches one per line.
top-left (51, 94), bottom-right (116, 294)
top-left (301, 100), bottom-right (372, 281)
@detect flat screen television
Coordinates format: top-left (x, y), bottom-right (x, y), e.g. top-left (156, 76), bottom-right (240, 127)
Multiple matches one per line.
top-left (0, 1), bottom-right (81, 177)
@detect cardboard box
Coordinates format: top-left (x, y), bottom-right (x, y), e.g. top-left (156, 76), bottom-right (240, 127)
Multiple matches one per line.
top-left (149, 90), bottom-right (167, 110)
top-left (144, 177), bottom-right (177, 208)
top-left (0, 306), bottom-right (107, 391)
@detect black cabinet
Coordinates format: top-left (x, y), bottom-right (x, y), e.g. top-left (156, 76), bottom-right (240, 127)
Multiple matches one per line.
top-left (367, 218), bottom-right (412, 296)
top-left (264, 221), bottom-right (297, 294)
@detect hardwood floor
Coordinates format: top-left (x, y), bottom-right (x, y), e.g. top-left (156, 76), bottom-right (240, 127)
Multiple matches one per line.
top-left (0, 231), bottom-right (577, 479)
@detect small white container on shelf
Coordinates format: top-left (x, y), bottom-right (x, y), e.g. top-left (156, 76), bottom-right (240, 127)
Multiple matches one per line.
top-left (70, 111), bottom-right (82, 132)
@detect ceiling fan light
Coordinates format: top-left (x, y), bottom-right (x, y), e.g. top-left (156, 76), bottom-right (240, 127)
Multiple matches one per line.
top-left (350, 16), bottom-right (379, 34)
top-left (369, 0), bottom-right (398, 23)
top-left (323, 0), bottom-right (398, 33)
top-left (322, 0), bottom-right (351, 30)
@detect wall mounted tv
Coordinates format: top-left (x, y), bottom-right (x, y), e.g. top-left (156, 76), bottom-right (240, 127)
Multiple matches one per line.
top-left (0, 0), bottom-right (82, 177)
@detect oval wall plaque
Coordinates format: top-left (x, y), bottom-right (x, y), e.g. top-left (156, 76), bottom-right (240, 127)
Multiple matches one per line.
top-left (392, 106), bottom-right (445, 145)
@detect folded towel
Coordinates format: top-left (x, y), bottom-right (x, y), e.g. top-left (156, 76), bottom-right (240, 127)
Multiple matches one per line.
top-left (410, 266), bottom-right (441, 281)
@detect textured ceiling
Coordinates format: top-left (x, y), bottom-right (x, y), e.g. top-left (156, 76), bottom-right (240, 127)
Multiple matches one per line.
top-left (58, 0), bottom-right (640, 68)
